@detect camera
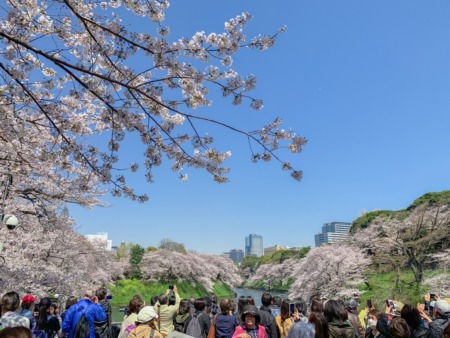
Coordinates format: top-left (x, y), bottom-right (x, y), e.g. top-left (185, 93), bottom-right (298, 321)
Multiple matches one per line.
top-left (430, 293), bottom-right (437, 299)
top-left (3, 214), bottom-right (18, 230)
top-left (168, 285), bottom-right (174, 290)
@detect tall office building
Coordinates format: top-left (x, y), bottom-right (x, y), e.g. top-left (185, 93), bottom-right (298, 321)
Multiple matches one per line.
top-left (228, 249), bottom-right (244, 263)
top-left (314, 222), bottom-right (351, 247)
top-left (245, 234), bottom-right (264, 257)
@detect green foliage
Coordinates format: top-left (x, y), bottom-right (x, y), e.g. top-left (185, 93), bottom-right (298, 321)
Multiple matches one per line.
top-left (109, 279), bottom-right (234, 307)
top-left (146, 246), bottom-right (158, 252)
top-left (407, 190), bottom-right (450, 210)
top-left (358, 269), bottom-right (450, 309)
top-left (260, 247), bottom-right (311, 264)
top-left (115, 241), bottom-right (133, 261)
top-left (129, 244), bottom-right (145, 279)
top-left (350, 210), bottom-right (407, 233)
top-left (242, 247), bottom-right (311, 271)
top-left (159, 238), bottom-right (187, 254)
top-left (241, 256), bottom-right (261, 272)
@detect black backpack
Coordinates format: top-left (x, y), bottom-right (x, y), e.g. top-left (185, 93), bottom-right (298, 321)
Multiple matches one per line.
top-left (74, 306), bottom-right (91, 338)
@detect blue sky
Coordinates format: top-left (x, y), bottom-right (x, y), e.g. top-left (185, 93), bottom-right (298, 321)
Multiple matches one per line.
top-left (71, 0), bottom-right (450, 254)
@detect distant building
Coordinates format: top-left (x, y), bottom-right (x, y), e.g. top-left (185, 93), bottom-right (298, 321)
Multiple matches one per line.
top-left (264, 245), bottom-right (285, 256)
top-left (85, 232), bottom-right (113, 251)
top-left (245, 234), bottom-right (264, 257)
top-left (228, 249), bottom-right (244, 263)
top-left (314, 222), bottom-right (351, 247)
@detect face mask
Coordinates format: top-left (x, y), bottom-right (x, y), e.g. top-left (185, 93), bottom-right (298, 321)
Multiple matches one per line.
top-left (367, 319), bottom-right (377, 329)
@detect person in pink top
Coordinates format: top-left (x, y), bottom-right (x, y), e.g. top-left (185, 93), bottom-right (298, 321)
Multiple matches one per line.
top-left (233, 305), bottom-right (267, 338)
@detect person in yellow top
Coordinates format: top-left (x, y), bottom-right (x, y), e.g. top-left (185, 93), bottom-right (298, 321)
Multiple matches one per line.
top-left (275, 300), bottom-right (300, 338)
top-left (156, 286), bottom-right (181, 337)
top-left (129, 306), bottom-right (164, 338)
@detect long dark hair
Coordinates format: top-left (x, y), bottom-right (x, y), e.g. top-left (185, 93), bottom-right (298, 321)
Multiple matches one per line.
top-left (280, 299), bottom-right (291, 322)
top-left (37, 297), bottom-right (51, 331)
top-left (309, 312), bottom-right (329, 338)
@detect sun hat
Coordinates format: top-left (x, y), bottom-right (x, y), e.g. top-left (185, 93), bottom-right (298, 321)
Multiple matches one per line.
top-left (22, 295), bottom-right (37, 304)
top-left (241, 305), bottom-right (260, 324)
top-left (137, 306), bottom-right (158, 323)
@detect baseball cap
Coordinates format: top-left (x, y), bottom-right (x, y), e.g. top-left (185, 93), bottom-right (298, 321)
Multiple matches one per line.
top-left (22, 295), bottom-right (37, 304)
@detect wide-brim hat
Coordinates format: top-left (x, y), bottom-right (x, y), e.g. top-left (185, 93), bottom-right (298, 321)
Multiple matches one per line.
top-left (241, 305), bottom-right (260, 324)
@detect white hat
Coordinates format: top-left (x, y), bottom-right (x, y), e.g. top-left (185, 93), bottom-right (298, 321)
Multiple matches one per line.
top-left (430, 300), bottom-right (450, 315)
top-left (137, 306), bottom-right (158, 323)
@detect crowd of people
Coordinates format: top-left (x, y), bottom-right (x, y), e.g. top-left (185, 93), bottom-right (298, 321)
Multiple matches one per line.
top-left (1, 287), bottom-right (449, 338)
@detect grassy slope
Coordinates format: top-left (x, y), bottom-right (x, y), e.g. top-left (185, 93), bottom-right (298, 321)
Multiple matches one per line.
top-left (359, 269), bottom-right (450, 308)
top-left (109, 280), bottom-right (234, 307)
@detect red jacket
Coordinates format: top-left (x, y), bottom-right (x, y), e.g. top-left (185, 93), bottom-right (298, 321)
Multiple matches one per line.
top-left (232, 325), bottom-right (267, 338)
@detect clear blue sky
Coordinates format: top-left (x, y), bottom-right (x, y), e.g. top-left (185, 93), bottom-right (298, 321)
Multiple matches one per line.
top-left (71, 0), bottom-right (450, 254)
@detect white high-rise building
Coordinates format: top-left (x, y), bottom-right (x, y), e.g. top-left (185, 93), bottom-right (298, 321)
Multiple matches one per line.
top-left (85, 232), bottom-right (113, 251)
top-left (314, 222), bottom-right (351, 246)
top-left (245, 234), bottom-right (264, 257)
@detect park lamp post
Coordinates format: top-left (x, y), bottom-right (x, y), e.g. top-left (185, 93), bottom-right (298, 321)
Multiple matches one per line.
top-left (0, 173), bottom-right (18, 255)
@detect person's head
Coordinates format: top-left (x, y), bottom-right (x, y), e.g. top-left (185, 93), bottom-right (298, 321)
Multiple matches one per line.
top-left (188, 296), bottom-right (196, 306)
top-left (65, 296), bottom-right (78, 311)
top-left (401, 304), bottom-right (421, 330)
top-left (194, 298), bottom-right (207, 312)
top-left (246, 296), bottom-right (255, 306)
top-left (210, 294), bottom-right (217, 304)
top-left (241, 305), bottom-right (260, 329)
top-left (37, 297), bottom-right (52, 330)
top-left (324, 300), bottom-right (347, 323)
top-left (281, 299), bottom-right (291, 321)
top-left (21, 295), bottom-right (37, 310)
top-left (220, 298), bottom-right (234, 314)
top-left (127, 297), bottom-right (144, 316)
top-left (178, 299), bottom-right (191, 316)
top-left (169, 295), bottom-right (176, 306)
top-left (238, 296), bottom-right (248, 315)
top-left (295, 299), bottom-right (308, 317)
top-left (366, 309), bottom-right (383, 331)
top-left (96, 287), bottom-right (108, 301)
top-left (158, 293), bottom-right (168, 305)
top-left (346, 299), bottom-right (359, 312)
top-left (1, 292), bottom-right (20, 312)
top-left (261, 293), bottom-right (272, 307)
top-left (287, 322), bottom-right (315, 338)
top-left (308, 312), bottom-right (329, 338)
top-left (83, 289), bottom-right (95, 299)
top-left (150, 295), bottom-right (159, 306)
top-left (389, 317), bottom-right (411, 338)
top-left (272, 296), bottom-right (282, 307)
top-left (136, 306), bottom-right (158, 329)
top-left (0, 326), bottom-right (32, 338)
top-left (50, 303), bottom-right (59, 315)
top-left (431, 300), bottom-right (450, 319)
top-left (311, 299), bottom-right (324, 313)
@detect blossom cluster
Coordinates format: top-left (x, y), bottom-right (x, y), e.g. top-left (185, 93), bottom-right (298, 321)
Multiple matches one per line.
top-left (0, 0), bottom-right (305, 204)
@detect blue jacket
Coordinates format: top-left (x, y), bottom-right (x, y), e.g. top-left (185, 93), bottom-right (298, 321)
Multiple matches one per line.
top-left (62, 298), bottom-right (106, 338)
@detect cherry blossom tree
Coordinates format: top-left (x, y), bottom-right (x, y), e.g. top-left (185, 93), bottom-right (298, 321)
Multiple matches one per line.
top-left (287, 244), bottom-right (370, 300)
top-left (247, 244), bottom-right (369, 300)
top-left (140, 249), bottom-right (242, 291)
top-left (0, 209), bottom-right (121, 297)
top-left (247, 258), bottom-right (297, 290)
top-left (351, 204), bottom-right (450, 284)
top-left (0, 0), bottom-right (306, 208)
